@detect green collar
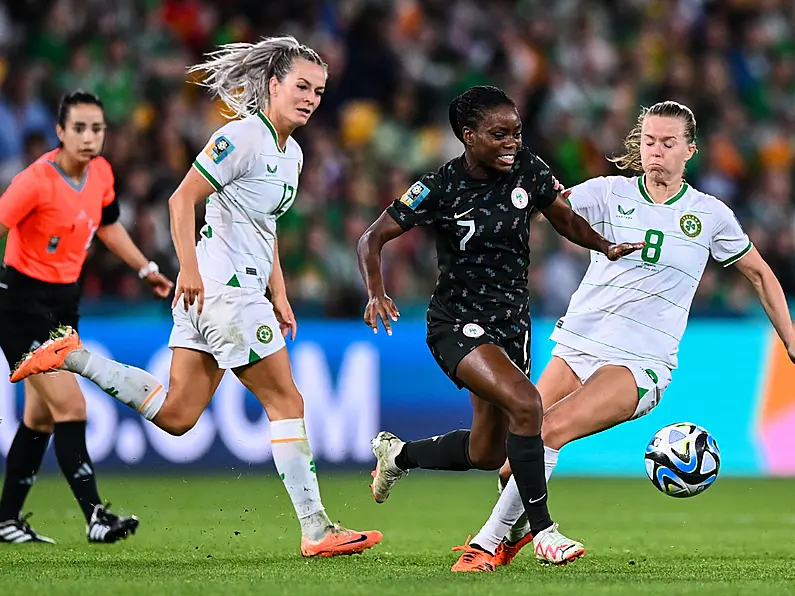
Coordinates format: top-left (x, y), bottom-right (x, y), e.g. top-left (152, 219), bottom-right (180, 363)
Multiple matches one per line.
top-left (638, 174), bottom-right (688, 205)
top-left (257, 111), bottom-right (286, 153)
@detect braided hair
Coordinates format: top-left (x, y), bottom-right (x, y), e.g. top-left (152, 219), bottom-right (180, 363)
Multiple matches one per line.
top-left (448, 86), bottom-right (516, 143)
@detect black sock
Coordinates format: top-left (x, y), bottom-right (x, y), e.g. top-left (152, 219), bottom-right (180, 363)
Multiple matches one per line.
top-left (394, 429), bottom-right (474, 471)
top-left (0, 424), bottom-right (51, 520)
top-left (506, 432), bottom-right (553, 535)
top-left (53, 421), bottom-right (102, 522)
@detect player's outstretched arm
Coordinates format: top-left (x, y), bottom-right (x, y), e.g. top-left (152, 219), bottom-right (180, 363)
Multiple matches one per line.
top-left (356, 211), bottom-right (406, 335)
top-left (733, 247), bottom-right (795, 363)
top-left (540, 195), bottom-right (645, 261)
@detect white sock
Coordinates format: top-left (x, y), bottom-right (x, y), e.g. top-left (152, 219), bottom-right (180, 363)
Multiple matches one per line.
top-left (64, 349), bottom-right (166, 420)
top-left (472, 446), bottom-right (561, 552)
top-left (544, 445), bottom-right (559, 482)
top-left (471, 477), bottom-right (525, 553)
top-left (270, 418), bottom-right (332, 541)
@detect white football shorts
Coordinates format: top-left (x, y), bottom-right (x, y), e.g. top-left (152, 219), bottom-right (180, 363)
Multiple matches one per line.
top-left (551, 343), bottom-right (672, 419)
top-left (169, 277), bottom-right (285, 369)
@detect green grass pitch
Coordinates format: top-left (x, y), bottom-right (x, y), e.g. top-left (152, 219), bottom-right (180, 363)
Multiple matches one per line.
top-left (1, 472), bottom-right (794, 595)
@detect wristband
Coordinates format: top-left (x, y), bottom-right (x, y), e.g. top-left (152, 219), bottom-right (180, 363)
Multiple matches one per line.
top-left (138, 261), bottom-right (159, 279)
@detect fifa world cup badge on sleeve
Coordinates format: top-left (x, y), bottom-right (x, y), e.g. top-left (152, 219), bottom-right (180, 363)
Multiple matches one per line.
top-left (205, 135), bottom-right (235, 164)
top-left (399, 181), bottom-right (431, 210)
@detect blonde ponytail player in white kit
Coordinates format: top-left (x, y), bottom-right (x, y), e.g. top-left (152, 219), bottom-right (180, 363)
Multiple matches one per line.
top-left (10, 35), bottom-right (383, 558)
top-left (448, 101), bottom-right (795, 572)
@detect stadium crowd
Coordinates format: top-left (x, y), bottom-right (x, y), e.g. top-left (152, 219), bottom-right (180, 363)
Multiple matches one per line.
top-left (0, 0), bottom-right (792, 318)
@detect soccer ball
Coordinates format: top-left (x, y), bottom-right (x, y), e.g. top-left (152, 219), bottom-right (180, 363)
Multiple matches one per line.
top-left (644, 422), bottom-right (720, 498)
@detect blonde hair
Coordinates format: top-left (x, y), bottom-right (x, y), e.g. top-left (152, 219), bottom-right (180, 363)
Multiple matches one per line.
top-left (609, 101), bottom-right (697, 172)
top-left (188, 35), bottom-right (327, 119)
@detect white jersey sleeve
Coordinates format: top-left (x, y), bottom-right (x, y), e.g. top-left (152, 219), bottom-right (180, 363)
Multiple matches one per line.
top-left (193, 120), bottom-right (256, 191)
top-left (709, 201), bottom-right (753, 266)
top-left (566, 177), bottom-right (610, 224)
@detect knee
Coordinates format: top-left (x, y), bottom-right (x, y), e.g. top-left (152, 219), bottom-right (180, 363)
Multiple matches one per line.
top-left (260, 388), bottom-right (304, 420)
top-left (23, 404), bottom-right (55, 434)
top-left (468, 446), bottom-right (506, 471)
top-left (166, 421), bottom-right (194, 437)
top-left (24, 419), bottom-right (54, 434)
top-left (540, 412), bottom-right (568, 451)
top-left (48, 401), bottom-right (86, 423)
top-left (505, 381), bottom-right (543, 432)
top-left (155, 408), bottom-right (197, 437)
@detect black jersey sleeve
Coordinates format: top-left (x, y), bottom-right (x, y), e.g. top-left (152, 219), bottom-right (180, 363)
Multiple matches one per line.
top-left (520, 148), bottom-right (558, 210)
top-left (535, 167), bottom-right (558, 210)
top-left (100, 196), bottom-right (120, 226)
top-left (386, 173), bottom-right (442, 231)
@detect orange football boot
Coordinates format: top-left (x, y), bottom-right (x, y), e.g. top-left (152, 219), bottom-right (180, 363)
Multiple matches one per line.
top-left (10, 326), bottom-right (82, 383)
top-left (493, 531), bottom-right (534, 567)
top-left (300, 526), bottom-right (383, 557)
top-left (450, 536), bottom-right (496, 572)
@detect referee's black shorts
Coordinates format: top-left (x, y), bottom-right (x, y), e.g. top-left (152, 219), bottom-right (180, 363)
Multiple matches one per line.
top-left (0, 266), bottom-right (80, 369)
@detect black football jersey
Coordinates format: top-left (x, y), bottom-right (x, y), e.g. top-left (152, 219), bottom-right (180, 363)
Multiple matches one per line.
top-left (387, 145), bottom-right (558, 338)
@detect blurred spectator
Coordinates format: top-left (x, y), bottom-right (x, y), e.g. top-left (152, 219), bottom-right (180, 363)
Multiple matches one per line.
top-left (0, 0), bottom-right (793, 318)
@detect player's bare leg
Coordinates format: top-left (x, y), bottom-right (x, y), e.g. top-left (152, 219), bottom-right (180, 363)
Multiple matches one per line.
top-left (454, 346), bottom-right (583, 565)
top-left (11, 328), bottom-right (222, 434)
top-left (373, 343), bottom-right (583, 568)
top-left (477, 362), bottom-right (639, 566)
top-left (448, 394), bottom-right (509, 571)
top-left (470, 356), bottom-right (580, 567)
top-left (14, 328), bottom-right (382, 556)
top-left (235, 347), bottom-right (382, 557)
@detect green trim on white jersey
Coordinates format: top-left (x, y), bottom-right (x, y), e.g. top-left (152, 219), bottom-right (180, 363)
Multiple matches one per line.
top-left (551, 175), bottom-right (750, 370)
top-left (637, 175), bottom-right (689, 206)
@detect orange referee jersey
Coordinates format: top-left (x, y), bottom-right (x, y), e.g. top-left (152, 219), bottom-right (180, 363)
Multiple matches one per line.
top-left (0, 149), bottom-right (116, 284)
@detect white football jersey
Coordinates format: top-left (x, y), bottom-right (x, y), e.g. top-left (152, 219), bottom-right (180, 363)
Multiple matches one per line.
top-left (192, 112), bottom-right (302, 289)
top-left (550, 175), bottom-right (751, 369)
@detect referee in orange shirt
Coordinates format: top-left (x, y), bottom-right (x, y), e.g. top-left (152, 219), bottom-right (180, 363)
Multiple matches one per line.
top-left (0, 91), bottom-right (172, 543)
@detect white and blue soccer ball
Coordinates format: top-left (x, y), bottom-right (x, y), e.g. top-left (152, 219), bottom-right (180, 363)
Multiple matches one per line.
top-left (644, 422), bottom-right (720, 498)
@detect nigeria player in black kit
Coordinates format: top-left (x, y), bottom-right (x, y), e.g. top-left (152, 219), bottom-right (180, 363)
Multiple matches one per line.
top-left (357, 86), bottom-right (643, 568)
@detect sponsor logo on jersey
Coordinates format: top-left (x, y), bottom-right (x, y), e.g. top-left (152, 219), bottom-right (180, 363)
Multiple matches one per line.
top-left (205, 135), bottom-right (235, 164)
top-left (617, 205), bottom-right (635, 218)
top-left (680, 214), bottom-right (702, 238)
top-left (266, 164), bottom-right (278, 174)
top-left (462, 323), bottom-right (485, 338)
top-left (399, 181), bottom-right (431, 210)
top-left (511, 187), bottom-right (529, 209)
top-left (256, 325), bottom-right (274, 344)
top-left (644, 368), bottom-right (659, 384)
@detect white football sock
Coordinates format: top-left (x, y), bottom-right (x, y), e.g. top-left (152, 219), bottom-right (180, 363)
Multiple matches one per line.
top-left (64, 349), bottom-right (166, 420)
top-left (270, 418), bottom-right (332, 541)
top-left (544, 445), bottom-right (559, 482)
top-left (472, 446), bottom-right (560, 552)
top-left (471, 477), bottom-right (524, 553)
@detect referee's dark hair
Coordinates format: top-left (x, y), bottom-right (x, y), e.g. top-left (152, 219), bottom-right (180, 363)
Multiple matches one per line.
top-left (57, 90), bottom-right (104, 128)
top-left (448, 86), bottom-right (516, 143)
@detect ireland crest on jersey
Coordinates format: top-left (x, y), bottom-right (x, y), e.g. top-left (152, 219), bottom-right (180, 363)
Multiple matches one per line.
top-left (679, 214), bottom-right (702, 238)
